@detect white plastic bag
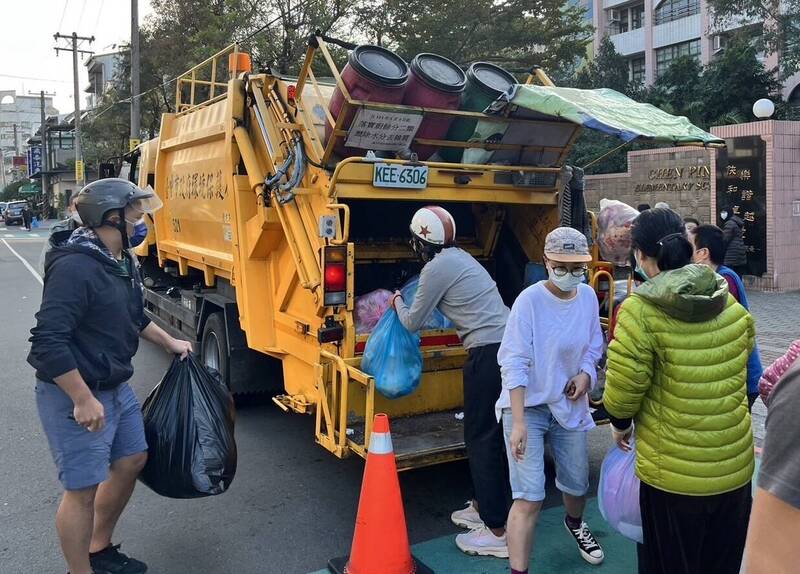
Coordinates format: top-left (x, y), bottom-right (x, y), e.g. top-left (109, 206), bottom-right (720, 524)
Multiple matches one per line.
top-left (598, 441), bottom-right (643, 543)
top-left (597, 199), bottom-right (639, 266)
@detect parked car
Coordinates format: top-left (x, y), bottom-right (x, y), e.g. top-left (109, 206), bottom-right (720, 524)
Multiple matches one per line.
top-left (4, 201), bottom-right (28, 226)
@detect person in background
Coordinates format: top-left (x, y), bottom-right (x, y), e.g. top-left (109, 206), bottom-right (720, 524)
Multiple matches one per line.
top-left (498, 227), bottom-right (605, 574)
top-left (392, 206), bottom-right (512, 558)
top-left (636, 203), bottom-right (651, 212)
top-left (28, 179), bottom-right (192, 574)
top-left (654, 201), bottom-right (670, 210)
top-left (720, 206), bottom-right (748, 277)
top-left (604, 208), bottom-right (755, 574)
top-left (690, 224), bottom-right (763, 409)
top-left (745, 356), bottom-right (800, 574)
top-left (758, 339), bottom-right (800, 407)
top-left (683, 217), bottom-right (700, 233)
top-left (22, 203), bottom-right (33, 231)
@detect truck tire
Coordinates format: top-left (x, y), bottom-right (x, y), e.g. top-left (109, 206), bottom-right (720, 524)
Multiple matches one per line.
top-left (201, 312), bottom-right (230, 388)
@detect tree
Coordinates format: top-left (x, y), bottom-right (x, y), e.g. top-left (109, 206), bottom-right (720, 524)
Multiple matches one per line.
top-left (647, 55), bottom-right (705, 126)
top-left (1, 178), bottom-right (31, 202)
top-left (572, 36), bottom-right (634, 96)
top-left (375, 0), bottom-right (593, 76)
top-left (699, 33), bottom-right (782, 126)
top-left (706, 0), bottom-right (800, 76)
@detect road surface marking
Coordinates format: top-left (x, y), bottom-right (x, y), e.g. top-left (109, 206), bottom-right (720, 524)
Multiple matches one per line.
top-left (1, 239), bottom-right (43, 286)
top-left (4, 234), bottom-right (12, 238)
top-left (29, 233), bottom-right (39, 237)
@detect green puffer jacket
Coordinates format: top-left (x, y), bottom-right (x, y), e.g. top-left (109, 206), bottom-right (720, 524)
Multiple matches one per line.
top-left (605, 264), bottom-right (755, 496)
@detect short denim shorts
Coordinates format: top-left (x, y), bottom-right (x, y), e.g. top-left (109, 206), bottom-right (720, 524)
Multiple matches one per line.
top-left (35, 380), bottom-right (148, 491)
top-left (502, 404), bottom-right (589, 502)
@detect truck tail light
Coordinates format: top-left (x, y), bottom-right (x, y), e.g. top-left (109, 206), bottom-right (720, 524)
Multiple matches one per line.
top-left (323, 246), bottom-right (348, 306)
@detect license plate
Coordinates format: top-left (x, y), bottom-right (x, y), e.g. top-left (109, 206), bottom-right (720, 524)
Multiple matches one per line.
top-left (373, 163), bottom-right (428, 190)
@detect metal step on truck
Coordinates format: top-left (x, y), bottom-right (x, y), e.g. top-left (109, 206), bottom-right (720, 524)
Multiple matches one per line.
top-left (123, 35), bottom-right (723, 470)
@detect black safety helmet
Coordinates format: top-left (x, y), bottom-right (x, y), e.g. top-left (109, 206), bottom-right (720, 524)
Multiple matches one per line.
top-left (75, 178), bottom-right (163, 249)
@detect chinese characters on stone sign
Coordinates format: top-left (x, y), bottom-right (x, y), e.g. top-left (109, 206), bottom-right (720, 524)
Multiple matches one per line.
top-left (716, 136), bottom-right (767, 276)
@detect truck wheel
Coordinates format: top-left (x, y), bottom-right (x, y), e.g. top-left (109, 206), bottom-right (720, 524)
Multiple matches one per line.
top-left (202, 312), bottom-right (229, 388)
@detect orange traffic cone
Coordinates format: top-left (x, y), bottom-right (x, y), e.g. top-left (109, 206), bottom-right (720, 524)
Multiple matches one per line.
top-left (328, 414), bottom-right (433, 574)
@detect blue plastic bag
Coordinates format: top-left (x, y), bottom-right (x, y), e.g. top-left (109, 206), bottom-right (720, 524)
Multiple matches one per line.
top-left (400, 275), bottom-right (453, 331)
top-left (361, 309), bottom-right (423, 399)
top-left (598, 440), bottom-right (643, 543)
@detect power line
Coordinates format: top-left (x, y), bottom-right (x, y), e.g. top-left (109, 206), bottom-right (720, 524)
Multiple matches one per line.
top-left (236, 0), bottom-right (318, 44)
top-left (58, 0), bottom-right (70, 31)
top-left (0, 73), bottom-right (73, 84)
top-left (87, 0), bottom-right (321, 123)
top-left (93, 0), bottom-right (105, 31)
top-left (77, 0), bottom-right (89, 31)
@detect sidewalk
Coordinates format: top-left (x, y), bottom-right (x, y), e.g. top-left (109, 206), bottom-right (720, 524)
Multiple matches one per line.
top-left (746, 290), bottom-right (800, 447)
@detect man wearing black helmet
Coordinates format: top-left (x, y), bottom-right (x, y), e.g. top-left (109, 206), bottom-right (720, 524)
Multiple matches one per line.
top-left (28, 178), bottom-right (192, 574)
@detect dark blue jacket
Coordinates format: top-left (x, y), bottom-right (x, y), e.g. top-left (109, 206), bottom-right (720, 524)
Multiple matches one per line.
top-left (28, 231), bottom-right (150, 391)
top-left (718, 265), bottom-right (763, 395)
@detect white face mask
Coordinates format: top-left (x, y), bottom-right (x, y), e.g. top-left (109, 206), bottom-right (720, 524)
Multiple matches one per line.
top-left (720, 211), bottom-right (728, 220)
top-left (547, 266), bottom-right (584, 292)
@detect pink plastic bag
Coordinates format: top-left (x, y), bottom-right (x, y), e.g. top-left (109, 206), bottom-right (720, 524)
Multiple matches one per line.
top-left (598, 441), bottom-right (643, 543)
top-left (597, 199), bottom-right (640, 266)
top-left (354, 289), bottom-right (393, 335)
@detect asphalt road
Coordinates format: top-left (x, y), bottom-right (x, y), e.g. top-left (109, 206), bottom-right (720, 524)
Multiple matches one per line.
top-left (0, 228), bottom-right (613, 574)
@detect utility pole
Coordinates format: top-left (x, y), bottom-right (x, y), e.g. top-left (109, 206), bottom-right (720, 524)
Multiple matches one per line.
top-left (29, 90), bottom-right (56, 215)
top-left (130, 0), bottom-right (141, 151)
top-left (12, 123), bottom-right (20, 156)
top-left (54, 32), bottom-right (94, 187)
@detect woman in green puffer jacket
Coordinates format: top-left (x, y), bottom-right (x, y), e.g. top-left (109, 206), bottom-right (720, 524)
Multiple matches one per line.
top-left (604, 207), bottom-right (755, 574)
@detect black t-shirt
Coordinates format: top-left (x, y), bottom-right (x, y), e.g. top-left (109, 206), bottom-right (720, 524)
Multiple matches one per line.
top-left (758, 359), bottom-right (800, 508)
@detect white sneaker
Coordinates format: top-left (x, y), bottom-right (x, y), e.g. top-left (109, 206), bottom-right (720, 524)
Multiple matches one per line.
top-left (450, 500), bottom-right (484, 530)
top-left (455, 525), bottom-right (509, 558)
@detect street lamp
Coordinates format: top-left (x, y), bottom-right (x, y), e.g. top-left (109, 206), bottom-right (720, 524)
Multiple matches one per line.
top-left (753, 98), bottom-right (775, 119)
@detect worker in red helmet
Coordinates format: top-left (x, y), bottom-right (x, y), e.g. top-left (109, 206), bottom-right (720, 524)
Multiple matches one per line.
top-left (392, 205), bottom-right (512, 558)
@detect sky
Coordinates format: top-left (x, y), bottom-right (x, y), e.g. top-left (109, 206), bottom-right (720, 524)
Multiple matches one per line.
top-left (0, 0), bottom-right (154, 113)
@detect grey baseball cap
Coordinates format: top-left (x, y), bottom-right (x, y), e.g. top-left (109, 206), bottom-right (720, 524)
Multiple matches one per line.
top-left (544, 227), bottom-right (592, 263)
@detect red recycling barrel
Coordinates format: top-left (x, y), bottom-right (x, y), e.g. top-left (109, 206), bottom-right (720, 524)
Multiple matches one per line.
top-left (326, 45), bottom-right (409, 157)
top-left (401, 53), bottom-right (466, 160)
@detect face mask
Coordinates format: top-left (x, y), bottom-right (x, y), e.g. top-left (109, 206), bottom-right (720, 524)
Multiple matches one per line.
top-left (129, 221), bottom-right (148, 247)
top-left (720, 211), bottom-right (728, 220)
top-left (634, 252), bottom-right (650, 281)
top-left (547, 266), bottom-right (584, 292)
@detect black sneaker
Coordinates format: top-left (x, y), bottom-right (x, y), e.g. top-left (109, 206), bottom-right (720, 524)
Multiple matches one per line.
top-left (564, 517), bottom-right (604, 565)
top-left (90, 544), bottom-right (148, 574)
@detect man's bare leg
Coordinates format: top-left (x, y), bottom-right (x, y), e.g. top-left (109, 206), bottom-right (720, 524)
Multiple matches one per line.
top-left (57, 486), bottom-right (97, 574)
top-left (90, 452), bottom-right (147, 553)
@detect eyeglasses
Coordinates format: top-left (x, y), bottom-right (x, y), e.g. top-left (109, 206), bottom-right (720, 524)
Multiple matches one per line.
top-left (551, 266), bottom-right (588, 278)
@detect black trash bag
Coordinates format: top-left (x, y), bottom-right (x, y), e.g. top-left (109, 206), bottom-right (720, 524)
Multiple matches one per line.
top-left (139, 355), bottom-right (237, 498)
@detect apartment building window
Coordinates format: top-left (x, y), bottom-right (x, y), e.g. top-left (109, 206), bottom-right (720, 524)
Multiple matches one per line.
top-left (631, 5), bottom-right (645, 29)
top-left (654, 0), bottom-right (700, 25)
top-left (609, 3), bottom-right (645, 34)
top-left (655, 39), bottom-right (701, 77)
top-left (630, 57), bottom-right (646, 85)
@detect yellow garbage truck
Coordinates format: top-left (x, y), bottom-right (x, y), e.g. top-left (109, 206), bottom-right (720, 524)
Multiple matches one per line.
top-left (125, 37), bottom-right (721, 470)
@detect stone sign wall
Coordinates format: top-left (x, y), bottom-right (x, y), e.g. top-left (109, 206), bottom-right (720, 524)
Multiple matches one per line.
top-left (584, 147), bottom-right (714, 221)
